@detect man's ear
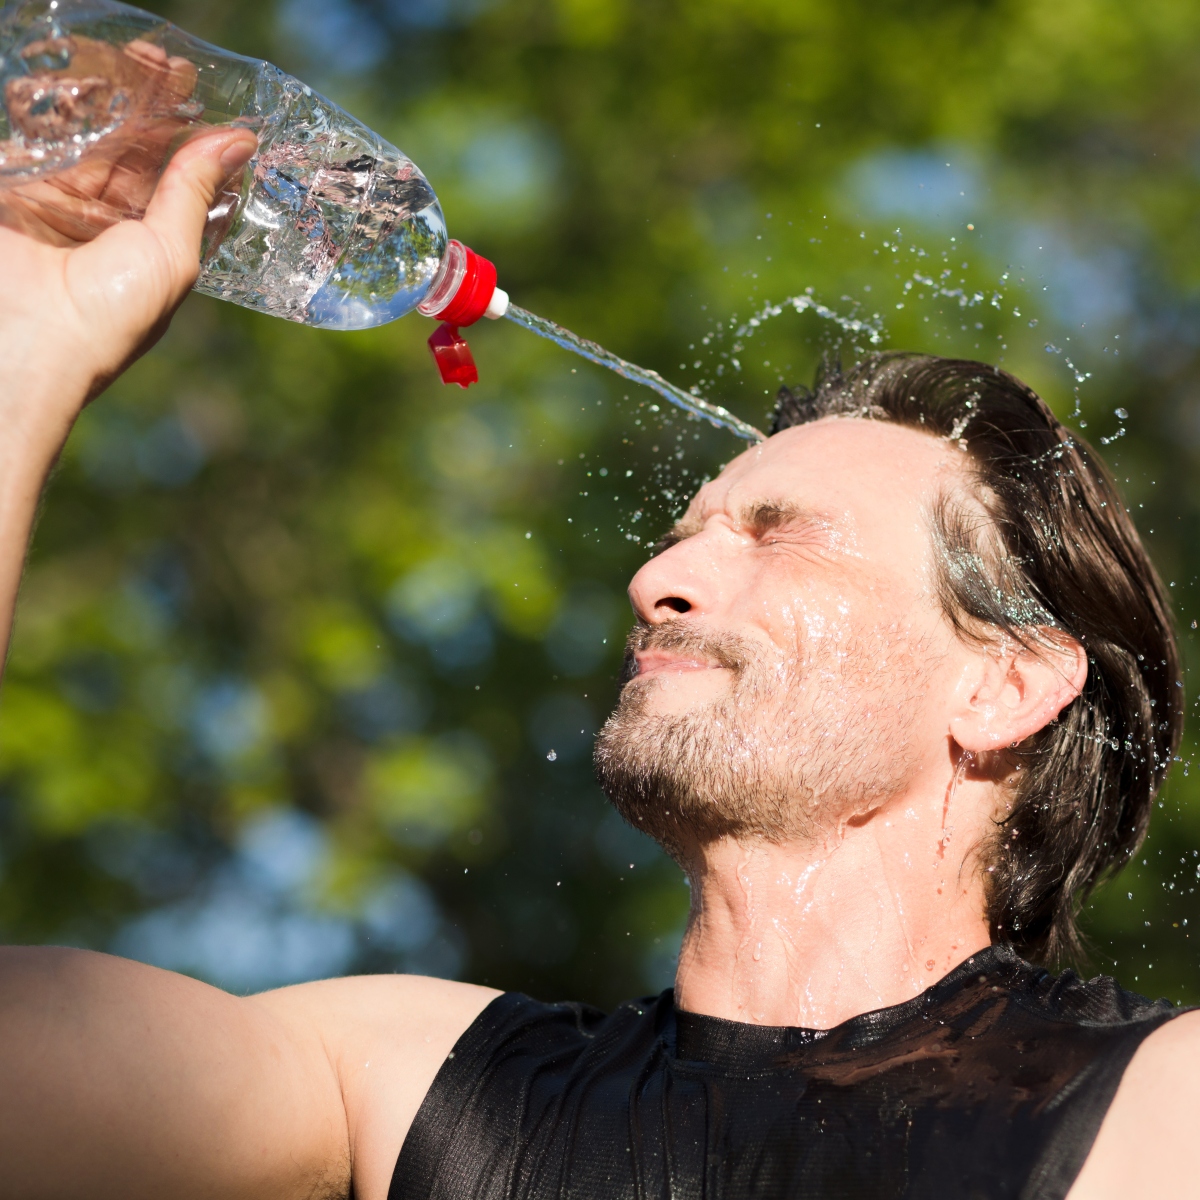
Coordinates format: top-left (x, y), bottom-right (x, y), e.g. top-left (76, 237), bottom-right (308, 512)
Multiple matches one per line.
top-left (950, 629), bottom-right (1088, 753)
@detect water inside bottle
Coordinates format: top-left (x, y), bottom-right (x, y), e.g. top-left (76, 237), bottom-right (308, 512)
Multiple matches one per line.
top-left (0, 3), bottom-right (448, 330)
top-left (198, 70), bottom-right (448, 330)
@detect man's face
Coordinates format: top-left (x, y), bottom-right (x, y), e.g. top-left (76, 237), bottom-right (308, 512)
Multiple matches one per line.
top-left (594, 416), bottom-right (975, 852)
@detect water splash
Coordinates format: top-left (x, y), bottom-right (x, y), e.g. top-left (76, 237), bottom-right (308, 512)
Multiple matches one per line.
top-left (734, 290), bottom-right (886, 345)
top-left (506, 231), bottom-right (1098, 447)
top-left (504, 303), bottom-right (766, 443)
top-left (1043, 342), bottom-right (1093, 423)
top-left (907, 271), bottom-right (991, 311)
top-left (1101, 406), bottom-right (1129, 446)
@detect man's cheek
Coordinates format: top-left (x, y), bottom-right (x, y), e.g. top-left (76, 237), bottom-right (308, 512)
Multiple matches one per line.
top-left (749, 588), bottom-right (848, 664)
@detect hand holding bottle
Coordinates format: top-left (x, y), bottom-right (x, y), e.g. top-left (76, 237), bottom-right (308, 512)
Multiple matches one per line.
top-left (0, 123), bottom-right (256, 412)
top-left (0, 123), bottom-right (255, 669)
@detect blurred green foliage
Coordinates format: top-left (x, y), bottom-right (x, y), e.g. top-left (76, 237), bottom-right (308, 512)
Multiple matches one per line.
top-left (5, 0), bottom-right (1200, 1005)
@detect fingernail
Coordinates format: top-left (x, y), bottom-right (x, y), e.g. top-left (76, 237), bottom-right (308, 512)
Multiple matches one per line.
top-left (219, 137), bottom-right (255, 174)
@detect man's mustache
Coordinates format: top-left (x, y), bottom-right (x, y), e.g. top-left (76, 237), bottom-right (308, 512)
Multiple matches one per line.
top-left (618, 622), bottom-right (758, 686)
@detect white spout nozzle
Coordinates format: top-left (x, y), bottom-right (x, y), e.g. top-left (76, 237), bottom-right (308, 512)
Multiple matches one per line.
top-left (484, 286), bottom-right (510, 320)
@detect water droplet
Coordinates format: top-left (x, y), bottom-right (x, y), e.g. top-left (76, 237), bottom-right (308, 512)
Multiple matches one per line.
top-left (546, 749), bottom-right (557, 761)
top-left (1114, 407), bottom-right (1128, 420)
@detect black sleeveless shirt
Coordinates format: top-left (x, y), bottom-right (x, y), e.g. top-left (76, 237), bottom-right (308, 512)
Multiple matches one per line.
top-left (389, 946), bottom-right (1181, 1200)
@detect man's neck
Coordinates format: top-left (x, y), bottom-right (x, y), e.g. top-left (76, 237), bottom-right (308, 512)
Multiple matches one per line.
top-left (672, 786), bottom-right (993, 1029)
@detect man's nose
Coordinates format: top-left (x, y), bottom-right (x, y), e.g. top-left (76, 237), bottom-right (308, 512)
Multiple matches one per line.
top-left (627, 537), bottom-right (723, 625)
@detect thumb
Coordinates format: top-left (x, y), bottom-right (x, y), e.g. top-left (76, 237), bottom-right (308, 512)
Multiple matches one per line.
top-left (141, 127), bottom-right (258, 286)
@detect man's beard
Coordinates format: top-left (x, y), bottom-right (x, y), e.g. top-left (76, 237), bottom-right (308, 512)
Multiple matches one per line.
top-left (593, 620), bottom-right (930, 856)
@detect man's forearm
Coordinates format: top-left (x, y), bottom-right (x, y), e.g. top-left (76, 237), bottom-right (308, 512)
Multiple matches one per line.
top-left (0, 125), bottom-right (258, 674)
top-left (0, 341), bottom-right (94, 665)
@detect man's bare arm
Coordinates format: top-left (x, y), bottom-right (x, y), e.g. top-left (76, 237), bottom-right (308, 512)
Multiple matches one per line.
top-left (0, 123), bottom-right (258, 665)
top-left (1067, 1009), bottom-right (1200, 1198)
top-left (0, 947), bottom-right (498, 1200)
top-left (0, 125), bottom-right (501, 1198)
top-left (0, 947), bottom-right (349, 1200)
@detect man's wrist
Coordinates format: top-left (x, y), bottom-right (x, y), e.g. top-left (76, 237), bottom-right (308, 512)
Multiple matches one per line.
top-left (0, 327), bottom-right (97, 463)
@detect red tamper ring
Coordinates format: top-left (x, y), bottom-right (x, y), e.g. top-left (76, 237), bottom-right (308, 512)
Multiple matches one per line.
top-left (427, 323), bottom-right (479, 388)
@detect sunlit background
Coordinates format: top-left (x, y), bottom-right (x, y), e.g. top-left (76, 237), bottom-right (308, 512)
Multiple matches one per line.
top-left (5, 0), bottom-right (1200, 1006)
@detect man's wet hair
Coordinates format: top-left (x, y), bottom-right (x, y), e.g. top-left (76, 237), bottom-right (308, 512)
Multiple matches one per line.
top-left (773, 352), bottom-right (1183, 966)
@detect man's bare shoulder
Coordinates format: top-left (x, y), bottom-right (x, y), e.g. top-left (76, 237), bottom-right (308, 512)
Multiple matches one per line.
top-left (1068, 1008), bottom-right (1200, 1199)
top-left (254, 974), bottom-right (501, 1200)
top-left (255, 972), bottom-right (499, 1031)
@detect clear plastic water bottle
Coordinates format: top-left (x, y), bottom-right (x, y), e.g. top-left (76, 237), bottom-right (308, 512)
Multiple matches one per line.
top-left (0, 0), bottom-right (508, 347)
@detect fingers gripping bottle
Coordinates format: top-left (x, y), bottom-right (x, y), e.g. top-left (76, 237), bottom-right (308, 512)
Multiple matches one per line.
top-left (0, 0), bottom-right (506, 386)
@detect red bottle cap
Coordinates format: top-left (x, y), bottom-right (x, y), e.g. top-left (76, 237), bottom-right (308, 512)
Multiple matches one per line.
top-left (427, 323), bottom-right (479, 388)
top-left (430, 243), bottom-right (498, 328)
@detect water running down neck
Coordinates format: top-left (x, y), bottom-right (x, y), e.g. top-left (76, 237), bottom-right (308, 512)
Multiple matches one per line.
top-left (503, 303), bottom-right (767, 443)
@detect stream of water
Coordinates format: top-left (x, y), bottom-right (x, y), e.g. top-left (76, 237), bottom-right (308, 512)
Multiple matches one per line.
top-left (503, 303), bottom-right (767, 443)
top-left (503, 242), bottom-right (1107, 451)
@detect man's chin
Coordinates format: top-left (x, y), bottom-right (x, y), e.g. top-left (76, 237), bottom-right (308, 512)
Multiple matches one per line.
top-left (624, 665), bottom-right (734, 716)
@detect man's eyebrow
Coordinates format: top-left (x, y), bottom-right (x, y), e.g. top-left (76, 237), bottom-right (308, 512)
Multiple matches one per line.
top-left (735, 500), bottom-right (820, 535)
top-left (652, 501), bottom-right (827, 555)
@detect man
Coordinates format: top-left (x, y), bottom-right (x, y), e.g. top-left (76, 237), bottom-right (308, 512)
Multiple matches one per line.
top-left (0, 127), bottom-right (1197, 1200)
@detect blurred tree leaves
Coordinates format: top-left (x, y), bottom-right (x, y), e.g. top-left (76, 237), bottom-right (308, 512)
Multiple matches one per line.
top-left (4, 0), bottom-right (1200, 1005)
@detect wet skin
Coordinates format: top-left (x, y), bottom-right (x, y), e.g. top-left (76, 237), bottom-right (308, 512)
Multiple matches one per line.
top-left (628, 418), bottom-right (957, 717)
top-left (0, 142), bottom-right (1196, 1199)
top-left (617, 420), bottom-right (1200, 1199)
top-left (621, 419), bottom-right (1085, 1029)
